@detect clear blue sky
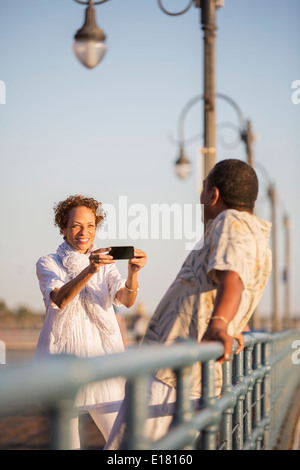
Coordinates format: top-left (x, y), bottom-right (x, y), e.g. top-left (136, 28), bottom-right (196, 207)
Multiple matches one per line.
top-left (0, 0), bottom-right (299, 322)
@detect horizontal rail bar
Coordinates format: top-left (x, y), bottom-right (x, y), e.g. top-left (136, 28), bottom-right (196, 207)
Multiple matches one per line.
top-left (1, 330), bottom-right (299, 450)
top-left (0, 341), bottom-right (224, 409)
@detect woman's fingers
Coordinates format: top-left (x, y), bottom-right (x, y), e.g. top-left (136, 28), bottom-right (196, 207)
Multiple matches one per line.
top-left (89, 248), bottom-right (115, 268)
top-left (92, 256), bottom-right (114, 263)
top-left (92, 247), bottom-right (111, 254)
top-left (131, 249), bottom-right (147, 262)
top-left (90, 248), bottom-right (147, 271)
top-left (129, 250), bottom-right (147, 270)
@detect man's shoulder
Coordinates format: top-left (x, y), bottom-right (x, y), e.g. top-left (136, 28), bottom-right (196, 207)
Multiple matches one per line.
top-left (211, 209), bottom-right (262, 233)
top-left (213, 208), bottom-right (250, 224)
top-left (210, 210), bottom-right (271, 259)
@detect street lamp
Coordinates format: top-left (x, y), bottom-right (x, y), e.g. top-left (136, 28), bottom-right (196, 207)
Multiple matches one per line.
top-left (171, 95), bottom-right (202, 180)
top-left (174, 144), bottom-right (192, 180)
top-left (170, 93), bottom-right (255, 182)
top-left (73, 0), bottom-right (109, 69)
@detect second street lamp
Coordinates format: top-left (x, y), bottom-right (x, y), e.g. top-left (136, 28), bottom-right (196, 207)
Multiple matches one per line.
top-left (171, 93), bottom-right (255, 184)
top-left (73, 0), bottom-right (109, 69)
top-left (174, 144), bottom-right (192, 180)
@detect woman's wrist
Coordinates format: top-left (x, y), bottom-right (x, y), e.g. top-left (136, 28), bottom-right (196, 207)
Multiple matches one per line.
top-left (125, 272), bottom-right (138, 289)
top-left (124, 282), bottom-right (139, 294)
top-left (87, 262), bottom-right (99, 275)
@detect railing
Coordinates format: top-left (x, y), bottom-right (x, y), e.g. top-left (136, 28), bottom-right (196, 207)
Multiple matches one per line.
top-left (0, 330), bottom-right (300, 450)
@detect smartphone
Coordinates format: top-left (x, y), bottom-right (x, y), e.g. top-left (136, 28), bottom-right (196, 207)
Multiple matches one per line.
top-left (109, 246), bottom-right (134, 260)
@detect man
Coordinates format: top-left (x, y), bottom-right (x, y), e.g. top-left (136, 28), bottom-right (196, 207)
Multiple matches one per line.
top-left (105, 159), bottom-right (272, 449)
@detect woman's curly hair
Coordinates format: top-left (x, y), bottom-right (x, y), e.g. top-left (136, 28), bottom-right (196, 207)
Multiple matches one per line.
top-left (54, 195), bottom-right (105, 237)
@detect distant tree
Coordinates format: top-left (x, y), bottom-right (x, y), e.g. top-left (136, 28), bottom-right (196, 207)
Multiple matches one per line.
top-left (0, 300), bottom-right (16, 327)
top-left (0, 300), bottom-right (45, 328)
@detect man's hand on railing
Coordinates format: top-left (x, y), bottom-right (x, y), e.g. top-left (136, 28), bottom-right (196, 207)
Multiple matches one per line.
top-left (233, 332), bottom-right (245, 356)
top-left (201, 270), bottom-right (246, 363)
top-left (202, 327), bottom-right (233, 364)
top-left (202, 328), bottom-right (245, 364)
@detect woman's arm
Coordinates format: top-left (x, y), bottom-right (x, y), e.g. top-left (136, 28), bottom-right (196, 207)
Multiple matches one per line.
top-left (50, 265), bottom-right (95, 309)
top-left (116, 272), bottom-right (139, 308)
top-left (50, 248), bottom-right (115, 309)
top-left (116, 249), bottom-right (147, 308)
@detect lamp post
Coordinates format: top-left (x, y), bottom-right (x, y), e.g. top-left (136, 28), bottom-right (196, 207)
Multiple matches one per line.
top-left (201, 0), bottom-right (218, 178)
top-left (158, 0), bottom-right (224, 179)
top-left (283, 214), bottom-right (291, 329)
top-left (268, 183), bottom-right (280, 332)
top-left (73, 0), bottom-right (109, 69)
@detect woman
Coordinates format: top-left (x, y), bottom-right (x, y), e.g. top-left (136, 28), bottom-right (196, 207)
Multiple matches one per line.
top-left (35, 194), bottom-right (147, 448)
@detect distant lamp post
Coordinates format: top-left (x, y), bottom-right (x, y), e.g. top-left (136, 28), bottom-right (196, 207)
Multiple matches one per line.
top-left (73, 0), bottom-right (109, 69)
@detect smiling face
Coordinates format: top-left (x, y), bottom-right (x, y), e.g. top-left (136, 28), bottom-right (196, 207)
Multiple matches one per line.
top-left (62, 205), bottom-right (97, 253)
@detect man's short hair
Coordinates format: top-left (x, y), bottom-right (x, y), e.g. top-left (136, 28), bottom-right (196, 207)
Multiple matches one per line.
top-left (207, 159), bottom-right (258, 211)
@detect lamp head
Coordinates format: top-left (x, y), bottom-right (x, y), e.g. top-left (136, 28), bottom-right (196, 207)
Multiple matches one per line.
top-left (174, 145), bottom-right (191, 180)
top-left (73, 4), bottom-right (107, 69)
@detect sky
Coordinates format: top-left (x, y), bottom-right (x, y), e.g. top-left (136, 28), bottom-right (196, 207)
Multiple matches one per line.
top-left (0, 0), bottom-right (299, 324)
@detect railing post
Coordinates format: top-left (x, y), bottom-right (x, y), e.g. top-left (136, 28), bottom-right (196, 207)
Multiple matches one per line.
top-left (48, 398), bottom-right (79, 450)
top-left (220, 359), bottom-right (234, 449)
top-left (244, 336), bottom-right (255, 450)
top-left (200, 360), bottom-right (218, 449)
top-left (123, 376), bottom-right (150, 450)
top-left (233, 350), bottom-right (246, 449)
top-left (253, 342), bottom-right (263, 449)
top-left (262, 338), bottom-right (272, 449)
top-left (172, 366), bottom-right (196, 449)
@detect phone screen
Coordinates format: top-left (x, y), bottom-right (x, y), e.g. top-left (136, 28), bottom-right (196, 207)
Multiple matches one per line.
top-left (109, 246), bottom-right (134, 259)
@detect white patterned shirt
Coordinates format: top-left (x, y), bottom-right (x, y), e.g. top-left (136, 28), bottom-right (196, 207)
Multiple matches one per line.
top-left (143, 209), bottom-right (272, 396)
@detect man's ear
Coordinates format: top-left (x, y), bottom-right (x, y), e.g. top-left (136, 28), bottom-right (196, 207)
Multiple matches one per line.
top-left (210, 187), bottom-right (220, 206)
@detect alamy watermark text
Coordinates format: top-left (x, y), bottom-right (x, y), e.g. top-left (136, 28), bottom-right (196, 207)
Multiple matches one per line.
top-left (97, 196), bottom-right (204, 251)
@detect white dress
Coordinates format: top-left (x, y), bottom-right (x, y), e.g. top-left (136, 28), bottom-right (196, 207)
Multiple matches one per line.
top-left (35, 247), bottom-right (126, 411)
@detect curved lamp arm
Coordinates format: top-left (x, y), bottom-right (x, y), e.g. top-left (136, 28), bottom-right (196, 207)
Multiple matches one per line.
top-left (74, 0), bottom-right (111, 5)
top-left (175, 92), bottom-right (247, 145)
top-left (157, 0), bottom-right (194, 16)
top-left (216, 93), bottom-right (246, 133)
top-left (177, 95), bottom-right (203, 143)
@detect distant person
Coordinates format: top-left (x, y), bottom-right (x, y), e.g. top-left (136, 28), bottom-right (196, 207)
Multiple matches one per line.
top-left (34, 195), bottom-right (147, 449)
top-left (131, 302), bottom-right (149, 343)
top-left (114, 306), bottom-right (129, 348)
top-left (105, 159), bottom-right (272, 449)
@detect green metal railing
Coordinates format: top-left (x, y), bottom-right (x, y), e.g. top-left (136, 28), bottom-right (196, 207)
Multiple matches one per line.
top-left (0, 330), bottom-right (300, 450)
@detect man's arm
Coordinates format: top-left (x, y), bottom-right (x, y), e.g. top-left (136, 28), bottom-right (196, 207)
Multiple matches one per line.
top-left (202, 270), bottom-right (244, 363)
